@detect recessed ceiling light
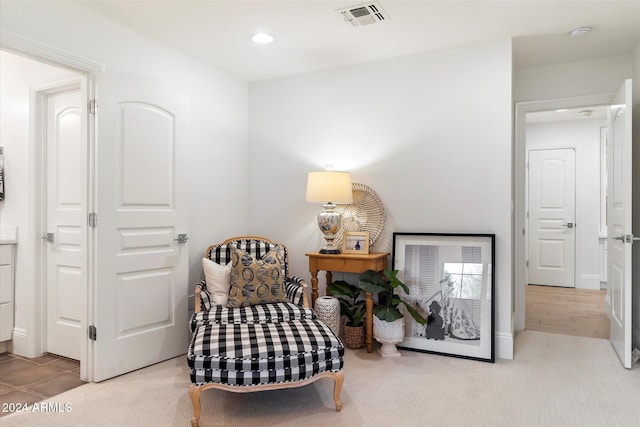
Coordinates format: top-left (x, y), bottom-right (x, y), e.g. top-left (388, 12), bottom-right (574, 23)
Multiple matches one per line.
top-left (556, 109), bottom-right (569, 112)
top-left (570, 26), bottom-right (592, 38)
top-left (251, 33), bottom-right (274, 44)
top-left (579, 110), bottom-right (593, 117)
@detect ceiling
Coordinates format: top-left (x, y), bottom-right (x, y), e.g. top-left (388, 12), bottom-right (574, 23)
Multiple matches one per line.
top-left (78, 0), bottom-right (640, 82)
top-left (526, 105), bottom-right (609, 123)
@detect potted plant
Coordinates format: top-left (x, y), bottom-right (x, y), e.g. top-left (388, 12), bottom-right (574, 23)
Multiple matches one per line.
top-left (327, 280), bottom-right (366, 349)
top-left (357, 269), bottom-right (427, 357)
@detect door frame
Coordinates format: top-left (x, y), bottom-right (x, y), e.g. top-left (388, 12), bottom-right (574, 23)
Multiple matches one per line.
top-left (514, 93), bottom-right (614, 331)
top-left (0, 29), bottom-right (103, 381)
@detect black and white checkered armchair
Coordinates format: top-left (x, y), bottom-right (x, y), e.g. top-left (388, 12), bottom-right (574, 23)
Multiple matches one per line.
top-left (187, 236), bottom-right (345, 427)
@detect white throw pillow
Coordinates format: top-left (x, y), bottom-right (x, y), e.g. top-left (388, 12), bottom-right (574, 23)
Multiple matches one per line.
top-left (202, 258), bottom-right (232, 306)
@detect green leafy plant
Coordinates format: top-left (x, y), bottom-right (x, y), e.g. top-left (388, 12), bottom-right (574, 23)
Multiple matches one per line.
top-left (357, 269), bottom-right (427, 325)
top-left (327, 280), bottom-right (366, 327)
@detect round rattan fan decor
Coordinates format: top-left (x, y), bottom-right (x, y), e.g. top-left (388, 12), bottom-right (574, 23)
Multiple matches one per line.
top-left (334, 183), bottom-right (386, 248)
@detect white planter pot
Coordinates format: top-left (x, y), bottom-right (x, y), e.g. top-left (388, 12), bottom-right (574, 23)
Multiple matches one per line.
top-left (373, 317), bottom-right (404, 358)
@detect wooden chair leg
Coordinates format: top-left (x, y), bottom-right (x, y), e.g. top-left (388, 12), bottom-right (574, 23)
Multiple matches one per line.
top-left (189, 384), bottom-right (202, 427)
top-left (333, 370), bottom-right (344, 412)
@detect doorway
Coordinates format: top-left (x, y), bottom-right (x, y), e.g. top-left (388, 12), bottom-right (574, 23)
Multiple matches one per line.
top-left (523, 106), bottom-right (609, 339)
top-left (515, 95), bottom-right (614, 333)
top-left (0, 47), bottom-right (96, 380)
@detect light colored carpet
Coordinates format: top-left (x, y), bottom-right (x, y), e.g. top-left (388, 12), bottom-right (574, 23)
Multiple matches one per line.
top-left (3, 331), bottom-right (639, 427)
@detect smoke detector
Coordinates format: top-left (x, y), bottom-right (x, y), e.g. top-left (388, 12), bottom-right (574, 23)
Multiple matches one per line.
top-left (337, 2), bottom-right (389, 27)
top-left (570, 26), bottom-right (592, 38)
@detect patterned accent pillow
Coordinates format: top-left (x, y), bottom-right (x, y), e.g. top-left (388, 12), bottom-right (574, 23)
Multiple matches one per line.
top-left (227, 244), bottom-right (288, 308)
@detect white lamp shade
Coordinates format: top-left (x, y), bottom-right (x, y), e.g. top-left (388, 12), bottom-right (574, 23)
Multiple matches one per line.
top-left (305, 171), bottom-right (353, 204)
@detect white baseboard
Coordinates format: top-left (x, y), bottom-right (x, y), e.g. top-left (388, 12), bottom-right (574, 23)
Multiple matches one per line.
top-left (11, 327), bottom-right (33, 358)
top-left (496, 331), bottom-right (514, 360)
top-left (578, 274), bottom-right (601, 290)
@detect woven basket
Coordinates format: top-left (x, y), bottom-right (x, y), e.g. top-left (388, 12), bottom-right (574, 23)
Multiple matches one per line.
top-left (342, 324), bottom-right (365, 349)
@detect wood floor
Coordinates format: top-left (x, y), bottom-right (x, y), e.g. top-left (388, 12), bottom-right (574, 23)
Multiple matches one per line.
top-left (526, 284), bottom-right (609, 339)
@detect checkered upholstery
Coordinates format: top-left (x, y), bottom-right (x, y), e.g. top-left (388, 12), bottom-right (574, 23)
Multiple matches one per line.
top-left (188, 318), bottom-right (344, 386)
top-left (207, 238), bottom-right (290, 276)
top-left (188, 237), bottom-right (342, 392)
top-left (196, 237), bottom-right (306, 310)
top-left (190, 302), bottom-right (315, 332)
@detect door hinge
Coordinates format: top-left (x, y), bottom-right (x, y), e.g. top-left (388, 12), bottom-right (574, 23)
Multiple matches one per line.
top-left (88, 212), bottom-right (97, 228)
top-left (89, 99), bottom-right (97, 115)
top-left (88, 325), bottom-right (97, 341)
top-left (526, 260), bottom-right (529, 268)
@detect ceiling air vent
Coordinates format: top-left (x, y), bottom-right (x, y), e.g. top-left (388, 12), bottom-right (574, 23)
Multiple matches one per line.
top-left (338, 2), bottom-right (389, 27)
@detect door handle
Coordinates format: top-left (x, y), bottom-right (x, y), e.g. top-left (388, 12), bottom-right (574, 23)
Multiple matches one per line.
top-left (561, 222), bottom-right (575, 228)
top-left (174, 234), bottom-right (189, 244)
top-left (614, 234), bottom-right (640, 243)
top-left (41, 232), bottom-right (54, 243)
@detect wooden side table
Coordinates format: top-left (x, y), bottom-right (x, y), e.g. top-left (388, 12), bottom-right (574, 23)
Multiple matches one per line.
top-left (305, 252), bottom-right (389, 353)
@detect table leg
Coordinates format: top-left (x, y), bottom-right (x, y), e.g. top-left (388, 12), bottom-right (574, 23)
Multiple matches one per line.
top-left (366, 291), bottom-right (373, 353)
top-left (325, 271), bottom-right (333, 288)
top-left (310, 270), bottom-right (319, 307)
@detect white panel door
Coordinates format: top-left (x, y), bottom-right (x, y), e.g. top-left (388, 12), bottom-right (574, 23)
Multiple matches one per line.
top-left (528, 148), bottom-right (576, 287)
top-left (45, 87), bottom-right (84, 360)
top-left (607, 80), bottom-right (633, 369)
top-left (93, 75), bottom-right (190, 381)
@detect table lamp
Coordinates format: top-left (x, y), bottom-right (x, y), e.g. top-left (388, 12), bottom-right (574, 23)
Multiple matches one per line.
top-left (305, 171), bottom-right (353, 254)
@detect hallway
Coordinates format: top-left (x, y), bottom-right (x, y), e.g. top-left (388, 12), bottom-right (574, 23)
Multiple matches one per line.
top-left (526, 284), bottom-right (609, 339)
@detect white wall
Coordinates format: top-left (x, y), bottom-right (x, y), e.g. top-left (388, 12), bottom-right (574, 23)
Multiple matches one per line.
top-left (0, 1), bottom-right (249, 356)
top-left (526, 119), bottom-right (606, 290)
top-left (514, 55), bottom-right (632, 102)
top-left (248, 40), bottom-right (514, 358)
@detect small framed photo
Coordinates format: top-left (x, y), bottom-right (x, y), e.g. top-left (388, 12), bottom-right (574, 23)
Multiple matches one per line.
top-left (342, 231), bottom-right (370, 254)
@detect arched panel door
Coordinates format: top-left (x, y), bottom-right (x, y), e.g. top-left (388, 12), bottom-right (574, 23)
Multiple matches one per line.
top-left (93, 75), bottom-right (190, 381)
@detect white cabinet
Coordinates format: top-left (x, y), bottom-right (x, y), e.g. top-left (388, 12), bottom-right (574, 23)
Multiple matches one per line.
top-left (0, 244), bottom-right (15, 342)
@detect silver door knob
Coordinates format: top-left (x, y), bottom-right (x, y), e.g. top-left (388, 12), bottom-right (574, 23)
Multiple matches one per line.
top-left (174, 234), bottom-right (189, 244)
top-left (41, 232), bottom-right (54, 243)
top-left (561, 222), bottom-right (575, 228)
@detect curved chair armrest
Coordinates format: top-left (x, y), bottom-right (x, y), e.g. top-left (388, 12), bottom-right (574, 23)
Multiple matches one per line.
top-left (287, 276), bottom-right (310, 309)
top-left (194, 281), bottom-right (206, 313)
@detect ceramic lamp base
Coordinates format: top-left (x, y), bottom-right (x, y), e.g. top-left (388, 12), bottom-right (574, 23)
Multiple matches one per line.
top-left (316, 202), bottom-right (342, 254)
